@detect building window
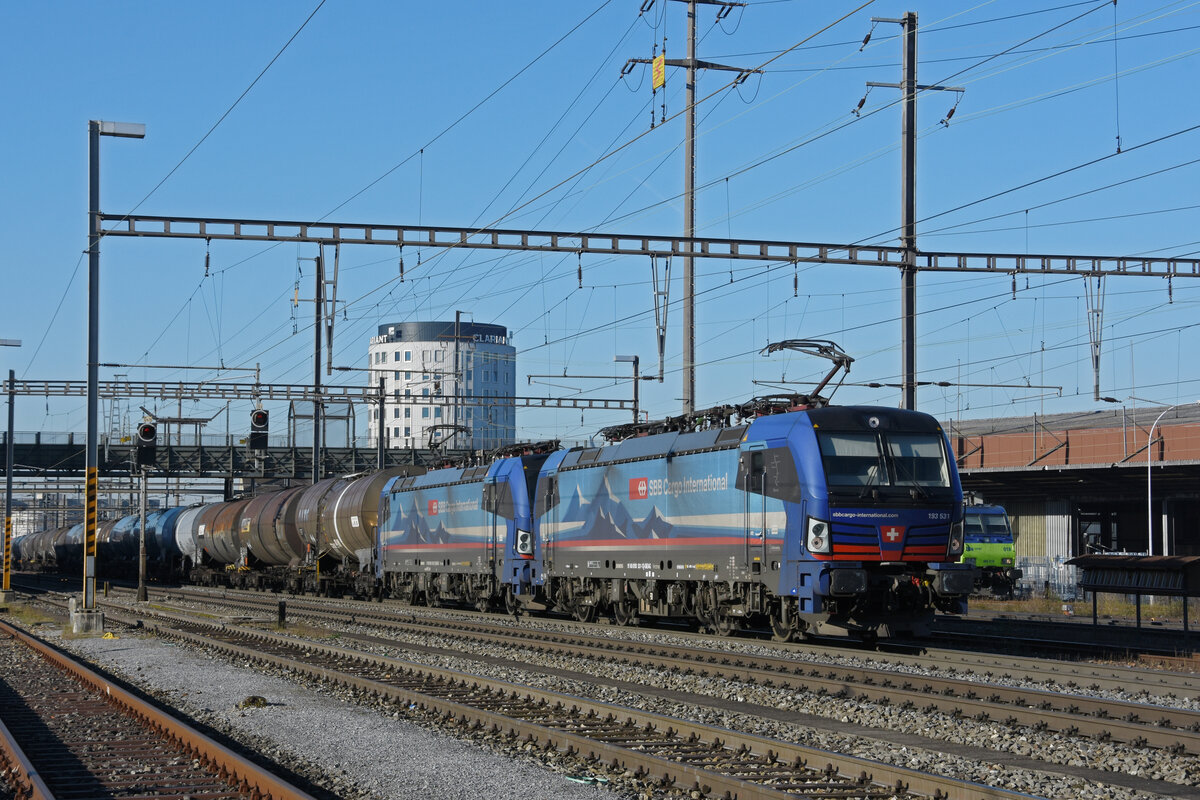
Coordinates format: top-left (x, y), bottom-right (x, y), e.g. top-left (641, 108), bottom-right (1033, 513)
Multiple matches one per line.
top-left (404, 427), bottom-right (411, 437)
top-left (394, 351), bottom-right (401, 361)
top-left (434, 407), bottom-right (442, 418)
top-left (404, 408), bottom-right (411, 419)
top-left (405, 389), bottom-right (411, 397)
top-left (422, 408), bottom-right (430, 418)
top-left (435, 350), bottom-right (444, 362)
top-left (422, 388), bottom-right (429, 396)
top-left (405, 371), bottom-right (412, 380)
top-left (393, 427), bottom-right (400, 438)
top-left (393, 408), bottom-right (400, 419)
top-left (404, 350), bottom-right (412, 362)
top-left (393, 389), bottom-right (400, 398)
top-left (394, 371), bottom-right (400, 379)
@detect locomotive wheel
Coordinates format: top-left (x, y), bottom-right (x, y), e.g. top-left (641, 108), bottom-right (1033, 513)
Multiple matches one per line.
top-left (572, 601), bottom-right (598, 623)
top-left (770, 612), bottom-right (797, 643)
top-left (474, 587), bottom-right (492, 613)
top-left (709, 608), bottom-right (741, 637)
top-left (612, 599), bottom-right (639, 627)
top-left (504, 586), bottom-right (521, 617)
top-left (699, 584), bottom-right (741, 637)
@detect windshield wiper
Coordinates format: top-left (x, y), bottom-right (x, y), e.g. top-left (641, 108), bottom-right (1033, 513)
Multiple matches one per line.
top-left (858, 463), bottom-right (883, 500)
top-left (890, 456), bottom-right (930, 500)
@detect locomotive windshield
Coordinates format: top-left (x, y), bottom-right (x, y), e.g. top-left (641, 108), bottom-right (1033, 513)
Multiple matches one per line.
top-left (817, 431), bottom-right (950, 490)
top-left (964, 511), bottom-right (1013, 543)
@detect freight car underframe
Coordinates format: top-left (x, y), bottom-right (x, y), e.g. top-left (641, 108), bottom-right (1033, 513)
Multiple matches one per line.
top-left (189, 556), bottom-right (379, 599)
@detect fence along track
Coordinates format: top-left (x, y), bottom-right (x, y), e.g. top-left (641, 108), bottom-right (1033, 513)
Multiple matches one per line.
top-left (135, 613), bottom-right (1035, 800)
top-left (0, 619), bottom-right (318, 800)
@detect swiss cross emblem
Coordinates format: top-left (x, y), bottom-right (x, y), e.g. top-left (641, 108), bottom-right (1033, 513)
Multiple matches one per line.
top-left (630, 478), bottom-right (648, 500)
top-left (882, 525), bottom-right (905, 542)
top-left (428, 499), bottom-right (439, 516)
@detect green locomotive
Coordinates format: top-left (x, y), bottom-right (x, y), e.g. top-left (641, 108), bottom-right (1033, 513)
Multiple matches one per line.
top-left (961, 504), bottom-right (1021, 596)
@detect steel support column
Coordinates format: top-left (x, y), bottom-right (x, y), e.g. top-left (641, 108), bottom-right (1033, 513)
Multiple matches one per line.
top-left (900, 11), bottom-right (918, 411)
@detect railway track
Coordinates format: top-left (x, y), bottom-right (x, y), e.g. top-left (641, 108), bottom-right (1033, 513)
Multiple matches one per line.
top-left (106, 582), bottom-right (1200, 699)
top-left (104, 607), bottom-right (1031, 800)
top-left (120, 585), bottom-right (1200, 755)
top-left (0, 618), bottom-right (319, 800)
top-left (17, 582), bottom-right (1200, 799)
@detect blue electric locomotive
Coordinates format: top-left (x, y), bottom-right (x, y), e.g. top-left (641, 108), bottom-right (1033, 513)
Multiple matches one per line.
top-left (531, 404), bottom-right (970, 639)
top-left (376, 445), bottom-right (554, 611)
top-left (374, 405), bottom-right (971, 639)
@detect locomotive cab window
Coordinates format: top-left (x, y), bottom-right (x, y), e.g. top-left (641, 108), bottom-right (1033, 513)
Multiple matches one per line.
top-left (886, 434), bottom-right (950, 488)
top-left (482, 482), bottom-right (515, 519)
top-left (735, 446), bottom-right (803, 503)
top-left (964, 514), bottom-right (1012, 543)
top-left (817, 431), bottom-right (950, 490)
top-left (817, 433), bottom-right (886, 487)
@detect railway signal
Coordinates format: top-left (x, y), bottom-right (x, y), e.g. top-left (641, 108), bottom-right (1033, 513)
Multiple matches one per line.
top-left (135, 422), bottom-right (156, 467)
top-left (249, 408), bottom-right (269, 450)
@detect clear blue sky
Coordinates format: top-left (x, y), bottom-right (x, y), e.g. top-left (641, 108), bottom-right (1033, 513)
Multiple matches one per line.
top-left (2, 0), bottom-right (1198, 445)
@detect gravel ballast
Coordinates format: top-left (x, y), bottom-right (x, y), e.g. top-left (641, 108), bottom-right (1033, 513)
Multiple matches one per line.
top-left (20, 591), bottom-right (1197, 800)
top-left (56, 630), bottom-right (628, 800)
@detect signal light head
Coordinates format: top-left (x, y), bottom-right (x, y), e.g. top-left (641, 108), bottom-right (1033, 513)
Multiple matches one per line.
top-left (250, 409), bottom-right (269, 429)
top-left (136, 422), bottom-right (157, 443)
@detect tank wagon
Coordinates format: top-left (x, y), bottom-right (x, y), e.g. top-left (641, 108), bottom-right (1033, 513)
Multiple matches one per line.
top-left (185, 467), bottom-right (423, 596)
top-left (14, 509), bottom-right (185, 578)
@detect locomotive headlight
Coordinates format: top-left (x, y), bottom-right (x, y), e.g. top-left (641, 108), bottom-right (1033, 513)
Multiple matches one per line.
top-left (806, 517), bottom-right (831, 554)
top-left (515, 529), bottom-right (534, 556)
top-left (947, 519), bottom-right (965, 557)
